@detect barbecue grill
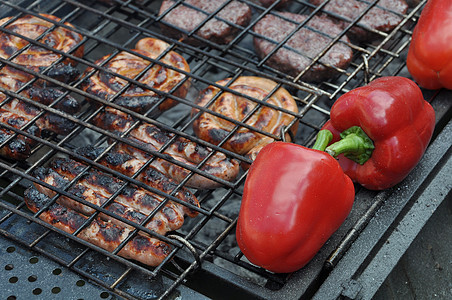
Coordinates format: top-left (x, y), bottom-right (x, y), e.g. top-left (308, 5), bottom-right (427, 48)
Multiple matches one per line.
top-left (0, 0), bottom-right (450, 299)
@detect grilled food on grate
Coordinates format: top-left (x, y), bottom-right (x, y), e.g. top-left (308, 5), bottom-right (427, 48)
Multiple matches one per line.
top-left (73, 146), bottom-right (200, 217)
top-left (0, 13), bottom-right (82, 160)
top-left (0, 71), bottom-right (80, 159)
top-left (192, 76), bottom-right (298, 168)
top-left (0, 14), bottom-right (84, 84)
top-left (309, 0), bottom-right (409, 42)
top-left (81, 37), bottom-right (190, 115)
top-left (253, 13), bottom-right (353, 82)
top-left (252, 0), bottom-right (292, 8)
top-left (92, 107), bottom-right (240, 189)
top-left (24, 155), bottom-right (201, 267)
top-left (34, 157), bottom-right (199, 233)
top-left (0, 70), bottom-right (80, 134)
top-left (24, 187), bottom-right (171, 267)
top-left (0, 108), bottom-right (40, 160)
top-left (159, 0), bottom-right (252, 45)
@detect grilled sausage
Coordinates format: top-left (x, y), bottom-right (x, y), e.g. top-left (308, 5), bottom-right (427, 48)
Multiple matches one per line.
top-left (24, 187), bottom-right (171, 267)
top-left (81, 37), bottom-right (190, 115)
top-left (159, 0), bottom-right (252, 45)
top-left (93, 107), bottom-right (240, 189)
top-left (0, 14), bottom-right (84, 84)
top-left (50, 156), bottom-right (199, 217)
top-left (75, 145), bottom-right (199, 217)
top-left (308, 0), bottom-right (408, 42)
top-left (253, 13), bottom-right (353, 82)
top-left (192, 76), bottom-right (298, 167)
top-left (33, 163), bottom-right (189, 235)
top-left (0, 108), bottom-right (40, 160)
top-left (0, 71), bottom-right (80, 135)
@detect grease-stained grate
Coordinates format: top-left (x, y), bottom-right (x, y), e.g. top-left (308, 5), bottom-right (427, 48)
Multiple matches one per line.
top-left (0, 0), bottom-right (449, 299)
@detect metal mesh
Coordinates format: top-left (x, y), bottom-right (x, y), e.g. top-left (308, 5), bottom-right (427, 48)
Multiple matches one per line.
top-left (0, 0), bottom-right (437, 299)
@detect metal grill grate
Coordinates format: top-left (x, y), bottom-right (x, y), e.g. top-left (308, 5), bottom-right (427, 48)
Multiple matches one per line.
top-left (0, 0), bottom-right (450, 299)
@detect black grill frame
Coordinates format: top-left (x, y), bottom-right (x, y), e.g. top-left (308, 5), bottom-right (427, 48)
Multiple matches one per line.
top-left (0, 0), bottom-right (449, 299)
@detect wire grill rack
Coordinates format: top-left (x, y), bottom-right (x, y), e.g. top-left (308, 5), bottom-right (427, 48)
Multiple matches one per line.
top-left (0, 0), bottom-right (450, 299)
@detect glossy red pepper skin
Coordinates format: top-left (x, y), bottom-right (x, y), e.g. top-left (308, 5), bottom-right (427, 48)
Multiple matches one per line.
top-left (322, 76), bottom-right (435, 190)
top-left (236, 141), bottom-right (354, 273)
top-left (406, 0), bottom-right (452, 90)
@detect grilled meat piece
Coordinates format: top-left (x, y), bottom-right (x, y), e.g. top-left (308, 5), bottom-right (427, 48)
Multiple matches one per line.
top-left (253, 13), bottom-right (353, 82)
top-left (159, 0), bottom-right (252, 45)
top-left (0, 108), bottom-right (40, 160)
top-left (33, 161), bottom-right (191, 235)
top-left (0, 72), bottom-right (80, 135)
top-left (192, 76), bottom-right (298, 167)
top-left (0, 14), bottom-right (84, 84)
top-left (81, 37), bottom-right (190, 115)
top-left (24, 187), bottom-right (171, 267)
top-left (252, 0), bottom-right (291, 8)
top-left (309, 0), bottom-right (408, 41)
top-left (120, 124), bottom-right (240, 189)
top-left (75, 145), bottom-right (199, 217)
top-left (49, 157), bottom-right (199, 218)
top-left (93, 107), bottom-right (240, 189)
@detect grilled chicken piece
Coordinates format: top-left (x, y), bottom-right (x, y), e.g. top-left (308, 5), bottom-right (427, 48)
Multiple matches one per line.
top-left (0, 14), bottom-right (84, 84)
top-left (93, 107), bottom-right (240, 189)
top-left (81, 37), bottom-right (190, 115)
top-left (192, 76), bottom-right (298, 168)
top-left (0, 108), bottom-right (40, 159)
top-left (24, 187), bottom-right (171, 267)
top-left (0, 72), bottom-right (80, 135)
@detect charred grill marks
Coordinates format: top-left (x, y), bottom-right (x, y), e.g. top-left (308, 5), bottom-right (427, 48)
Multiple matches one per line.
top-left (24, 187), bottom-right (171, 266)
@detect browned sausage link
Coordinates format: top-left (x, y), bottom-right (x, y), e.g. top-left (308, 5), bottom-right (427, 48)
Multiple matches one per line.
top-left (48, 157), bottom-right (193, 229)
top-left (24, 84), bottom-right (80, 114)
top-left (24, 187), bottom-right (171, 267)
top-left (0, 66), bottom-right (80, 135)
top-left (75, 145), bottom-right (200, 217)
top-left (0, 130), bottom-right (30, 160)
top-left (0, 108), bottom-right (40, 145)
top-left (120, 122), bottom-right (240, 189)
top-left (92, 106), bottom-right (133, 136)
top-left (81, 37), bottom-right (190, 115)
top-left (33, 167), bottom-right (176, 235)
top-left (92, 108), bottom-right (240, 189)
top-left (192, 76), bottom-right (298, 168)
top-left (51, 156), bottom-right (199, 215)
top-left (2, 97), bottom-right (76, 135)
top-left (0, 14), bottom-right (84, 83)
top-left (0, 108), bottom-right (41, 160)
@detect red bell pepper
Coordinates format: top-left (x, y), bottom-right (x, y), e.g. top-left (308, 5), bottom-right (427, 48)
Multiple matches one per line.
top-left (406, 0), bottom-right (452, 90)
top-left (322, 76), bottom-right (435, 190)
top-left (236, 132), bottom-right (355, 273)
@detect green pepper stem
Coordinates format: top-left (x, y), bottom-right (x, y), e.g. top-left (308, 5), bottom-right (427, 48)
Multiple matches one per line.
top-left (312, 130), bottom-right (333, 151)
top-left (325, 126), bottom-right (375, 165)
